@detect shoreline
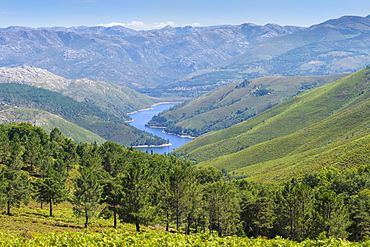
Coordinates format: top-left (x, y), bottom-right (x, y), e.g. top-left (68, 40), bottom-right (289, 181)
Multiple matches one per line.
top-left (162, 130), bottom-right (196, 139)
top-left (145, 125), bottom-right (196, 139)
top-left (127, 102), bottom-right (182, 115)
top-left (132, 143), bottom-right (172, 148)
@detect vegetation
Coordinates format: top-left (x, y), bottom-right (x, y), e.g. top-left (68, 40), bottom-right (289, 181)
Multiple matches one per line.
top-left (2, 230), bottom-right (370, 246)
top-left (147, 74), bottom-right (346, 137)
top-left (0, 83), bottom-right (167, 146)
top-left (1, 122), bottom-right (370, 245)
top-left (172, 67), bottom-right (370, 181)
top-left (0, 105), bottom-right (107, 144)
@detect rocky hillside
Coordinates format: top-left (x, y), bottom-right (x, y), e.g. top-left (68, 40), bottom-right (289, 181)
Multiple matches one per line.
top-left (0, 66), bottom-right (158, 120)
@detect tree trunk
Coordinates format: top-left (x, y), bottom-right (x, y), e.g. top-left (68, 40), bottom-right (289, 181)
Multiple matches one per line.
top-left (113, 208), bottom-right (117, 228)
top-left (135, 222), bottom-right (140, 232)
top-left (84, 210), bottom-right (89, 228)
top-left (166, 211), bottom-right (169, 231)
top-left (7, 201), bottom-right (11, 215)
top-left (186, 214), bottom-right (191, 235)
top-left (49, 198), bottom-right (53, 217)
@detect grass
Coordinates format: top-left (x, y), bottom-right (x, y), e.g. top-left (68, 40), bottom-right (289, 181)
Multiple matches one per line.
top-left (0, 201), bottom-right (137, 235)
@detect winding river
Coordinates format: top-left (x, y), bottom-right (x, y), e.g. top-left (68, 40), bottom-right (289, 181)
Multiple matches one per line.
top-left (128, 103), bottom-right (193, 154)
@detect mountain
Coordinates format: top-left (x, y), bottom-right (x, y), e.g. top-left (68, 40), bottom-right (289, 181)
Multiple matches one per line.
top-left (0, 66), bottom-right (158, 120)
top-left (0, 83), bottom-right (166, 146)
top-left (0, 105), bottom-right (106, 144)
top-left (146, 73), bottom-right (347, 137)
top-left (162, 15), bottom-right (370, 97)
top-left (1, 15), bottom-right (369, 98)
top-left (171, 67), bottom-right (370, 181)
top-left (0, 23), bottom-right (303, 91)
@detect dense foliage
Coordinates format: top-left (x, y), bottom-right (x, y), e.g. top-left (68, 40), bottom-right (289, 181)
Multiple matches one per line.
top-left (1, 122), bottom-right (370, 244)
top-left (0, 83), bottom-right (167, 146)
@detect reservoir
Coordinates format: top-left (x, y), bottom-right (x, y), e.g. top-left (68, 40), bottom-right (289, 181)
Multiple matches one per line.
top-left (128, 103), bottom-right (193, 154)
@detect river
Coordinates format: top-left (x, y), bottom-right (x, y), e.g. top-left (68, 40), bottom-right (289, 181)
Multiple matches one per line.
top-left (128, 103), bottom-right (193, 154)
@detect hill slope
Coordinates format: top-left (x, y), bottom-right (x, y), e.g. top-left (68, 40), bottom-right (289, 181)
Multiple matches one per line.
top-left (0, 83), bottom-right (166, 146)
top-left (172, 67), bottom-right (370, 181)
top-left (147, 73), bottom-right (347, 137)
top-left (0, 105), bottom-right (106, 144)
top-left (0, 66), bottom-right (158, 120)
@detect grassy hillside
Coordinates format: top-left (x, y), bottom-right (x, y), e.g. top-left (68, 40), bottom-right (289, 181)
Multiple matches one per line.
top-left (0, 105), bottom-right (106, 144)
top-left (172, 67), bottom-right (370, 181)
top-left (147, 74), bottom-right (346, 137)
top-left (0, 83), bottom-right (166, 146)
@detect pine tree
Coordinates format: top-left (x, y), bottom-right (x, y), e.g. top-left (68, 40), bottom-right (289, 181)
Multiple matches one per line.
top-left (275, 180), bottom-right (315, 241)
top-left (348, 189), bottom-right (370, 241)
top-left (3, 142), bottom-right (30, 215)
top-left (205, 181), bottom-right (241, 237)
top-left (313, 189), bottom-right (350, 238)
top-left (119, 154), bottom-right (156, 232)
top-left (34, 163), bottom-right (69, 217)
top-left (239, 183), bottom-right (276, 237)
top-left (101, 176), bottom-right (124, 228)
top-left (73, 165), bottom-right (103, 228)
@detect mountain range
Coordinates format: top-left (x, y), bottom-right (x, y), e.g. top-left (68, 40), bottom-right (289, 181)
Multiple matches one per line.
top-left (0, 15), bottom-right (369, 98)
top-left (0, 21), bottom-right (304, 92)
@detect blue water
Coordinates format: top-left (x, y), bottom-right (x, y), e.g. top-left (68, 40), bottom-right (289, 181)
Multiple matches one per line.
top-left (128, 103), bottom-right (193, 154)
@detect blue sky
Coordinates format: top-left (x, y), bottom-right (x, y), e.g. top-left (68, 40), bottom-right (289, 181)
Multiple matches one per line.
top-left (1, 0), bottom-right (369, 30)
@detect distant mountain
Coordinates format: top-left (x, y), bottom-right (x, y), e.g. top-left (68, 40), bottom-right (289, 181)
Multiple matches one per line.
top-left (147, 73), bottom-right (347, 137)
top-left (0, 66), bottom-right (158, 120)
top-left (172, 67), bottom-right (370, 182)
top-left (0, 83), bottom-right (166, 146)
top-left (1, 15), bottom-right (369, 98)
top-left (0, 23), bottom-right (303, 90)
top-left (164, 15), bottom-right (370, 96)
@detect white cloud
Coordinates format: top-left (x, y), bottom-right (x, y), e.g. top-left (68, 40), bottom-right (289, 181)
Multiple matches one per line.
top-left (97, 21), bottom-right (202, 30)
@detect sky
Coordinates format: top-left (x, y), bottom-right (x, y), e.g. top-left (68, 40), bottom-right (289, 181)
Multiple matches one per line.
top-left (1, 0), bottom-right (369, 30)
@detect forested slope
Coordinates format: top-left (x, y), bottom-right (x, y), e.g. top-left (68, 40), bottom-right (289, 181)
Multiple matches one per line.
top-left (172, 67), bottom-right (370, 181)
top-left (0, 83), bottom-right (166, 146)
